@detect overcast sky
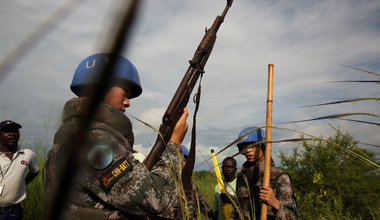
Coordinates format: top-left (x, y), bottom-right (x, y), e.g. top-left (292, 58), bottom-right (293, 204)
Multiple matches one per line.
top-left (1, 0), bottom-right (379, 170)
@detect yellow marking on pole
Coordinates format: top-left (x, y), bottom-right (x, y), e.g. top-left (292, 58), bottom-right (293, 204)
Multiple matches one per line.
top-left (211, 149), bottom-right (232, 220)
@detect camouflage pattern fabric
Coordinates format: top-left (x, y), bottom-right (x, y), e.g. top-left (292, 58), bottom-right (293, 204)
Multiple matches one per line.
top-left (159, 179), bottom-right (213, 219)
top-left (43, 97), bottom-right (182, 219)
top-left (233, 160), bottom-right (298, 220)
top-left (186, 180), bottom-right (213, 219)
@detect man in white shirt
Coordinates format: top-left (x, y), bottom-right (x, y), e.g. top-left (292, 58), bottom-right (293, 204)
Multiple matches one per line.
top-left (0, 120), bottom-right (39, 220)
top-left (214, 157), bottom-right (237, 220)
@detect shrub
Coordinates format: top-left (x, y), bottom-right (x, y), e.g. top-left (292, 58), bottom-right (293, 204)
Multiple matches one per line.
top-left (279, 131), bottom-right (380, 219)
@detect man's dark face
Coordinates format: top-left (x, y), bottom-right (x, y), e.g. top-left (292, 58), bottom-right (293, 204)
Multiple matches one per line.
top-left (0, 126), bottom-right (20, 150)
top-left (222, 159), bottom-right (237, 181)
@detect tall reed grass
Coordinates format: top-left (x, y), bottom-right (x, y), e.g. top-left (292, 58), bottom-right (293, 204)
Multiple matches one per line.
top-left (21, 137), bottom-right (49, 220)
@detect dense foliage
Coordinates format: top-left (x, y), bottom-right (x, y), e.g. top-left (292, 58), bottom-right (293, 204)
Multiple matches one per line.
top-left (279, 131), bottom-right (380, 219)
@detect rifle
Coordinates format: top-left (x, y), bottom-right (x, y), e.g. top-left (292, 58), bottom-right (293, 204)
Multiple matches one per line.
top-left (144, 0), bottom-right (234, 171)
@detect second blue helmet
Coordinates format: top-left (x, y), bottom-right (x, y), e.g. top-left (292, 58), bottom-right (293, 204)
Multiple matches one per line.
top-left (70, 53), bottom-right (142, 98)
top-left (181, 145), bottom-right (189, 157)
top-left (236, 127), bottom-right (266, 152)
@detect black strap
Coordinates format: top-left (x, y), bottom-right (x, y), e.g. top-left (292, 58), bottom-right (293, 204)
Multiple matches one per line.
top-left (182, 73), bottom-right (203, 194)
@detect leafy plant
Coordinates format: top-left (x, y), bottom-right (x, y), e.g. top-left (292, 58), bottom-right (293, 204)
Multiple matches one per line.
top-left (279, 131), bottom-right (380, 220)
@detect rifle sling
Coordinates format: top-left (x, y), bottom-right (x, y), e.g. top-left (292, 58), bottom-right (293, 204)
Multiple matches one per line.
top-left (183, 74), bottom-right (203, 194)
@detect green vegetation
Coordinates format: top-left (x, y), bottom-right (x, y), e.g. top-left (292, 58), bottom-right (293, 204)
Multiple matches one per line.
top-left (279, 131), bottom-right (380, 220)
top-left (21, 137), bottom-right (48, 220)
top-left (20, 130), bottom-right (379, 220)
top-left (193, 170), bottom-right (218, 211)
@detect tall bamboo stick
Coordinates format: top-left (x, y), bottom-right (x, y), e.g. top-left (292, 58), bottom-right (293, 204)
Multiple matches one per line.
top-left (260, 64), bottom-right (274, 220)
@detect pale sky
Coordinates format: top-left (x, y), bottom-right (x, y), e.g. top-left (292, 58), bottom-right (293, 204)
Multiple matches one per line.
top-left (1, 0), bottom-right (379, 170)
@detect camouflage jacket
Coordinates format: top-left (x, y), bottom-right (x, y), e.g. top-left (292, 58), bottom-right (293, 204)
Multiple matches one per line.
top-left (159, 179), bottom-right (213, 219)
top-left (184, 180), bottom-right (213, 219)
top-left (43, 98), bottom-right (182, 219)
top-left (234, 160), bottom-right (298, 220)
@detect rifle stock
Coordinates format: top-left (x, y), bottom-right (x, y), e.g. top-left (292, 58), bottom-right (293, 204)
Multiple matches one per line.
top-left (144, 1), bottom-right (233, 171)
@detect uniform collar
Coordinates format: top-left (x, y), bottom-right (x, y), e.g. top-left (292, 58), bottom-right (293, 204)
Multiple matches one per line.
top-left (0, 147), bottom-right (23, 154)
top-left (61, 97), bottom-right (133, 141)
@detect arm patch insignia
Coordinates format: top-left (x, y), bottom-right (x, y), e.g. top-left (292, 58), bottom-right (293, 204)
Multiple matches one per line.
top-left (100, 157), bottom-right (133, 190)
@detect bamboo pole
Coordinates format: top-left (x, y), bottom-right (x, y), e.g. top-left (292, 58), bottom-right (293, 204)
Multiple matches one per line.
top-left (260, 64), bottom-right (274, 220)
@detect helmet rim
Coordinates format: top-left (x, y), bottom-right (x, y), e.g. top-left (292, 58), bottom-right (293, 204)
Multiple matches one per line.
top-left (236, 127), bottom-right (266, 152)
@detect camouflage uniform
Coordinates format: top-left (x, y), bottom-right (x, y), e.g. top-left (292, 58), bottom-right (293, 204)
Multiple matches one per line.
top-left (186, 180), bottom-right (213, 219)
top-left (234, 160), bottom-right (298, 220)
top-left (159, 179), bottom-right (213, 219)
top-left (43, 97), bottom-right (182, 219)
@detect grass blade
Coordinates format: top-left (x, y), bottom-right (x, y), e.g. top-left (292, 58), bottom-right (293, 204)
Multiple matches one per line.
top-left (338, 64), bottom-right (380, 77)
top-left (301, 98), bottom-right (380, 108)
top-left (280, 112), bottom-right (380, 124)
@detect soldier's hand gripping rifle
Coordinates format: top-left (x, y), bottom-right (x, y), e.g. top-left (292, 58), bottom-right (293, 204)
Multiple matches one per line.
top-left (144, 0), bottom-right (234, 171)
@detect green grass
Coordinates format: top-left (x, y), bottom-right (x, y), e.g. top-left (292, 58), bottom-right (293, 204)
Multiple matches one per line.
top-left (192, 170), bottom-right (218, 212)
top-left (21, 137), bottom-right (48, 220)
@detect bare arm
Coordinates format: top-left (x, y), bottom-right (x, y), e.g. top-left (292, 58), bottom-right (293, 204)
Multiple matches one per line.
top-left (169, 108), bottom-right (189, 145)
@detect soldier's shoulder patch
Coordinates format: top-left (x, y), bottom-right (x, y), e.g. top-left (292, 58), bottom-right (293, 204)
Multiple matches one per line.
top-left (100, 157), bottom-right (133, 190)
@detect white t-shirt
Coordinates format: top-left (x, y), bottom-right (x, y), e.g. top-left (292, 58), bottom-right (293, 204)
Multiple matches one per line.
top-left (214, 178), bottom-right (237, 220)
top-left (0, 148), bottom-right (39, 207)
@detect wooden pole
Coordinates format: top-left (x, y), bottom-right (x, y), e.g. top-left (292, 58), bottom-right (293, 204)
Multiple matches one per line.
top-left (260, 64), bottom-right (274, 220)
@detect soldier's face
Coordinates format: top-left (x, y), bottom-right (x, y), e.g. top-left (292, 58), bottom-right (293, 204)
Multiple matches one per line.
top-left (244, 145), bottom-right (264, 164)
top-left (104, 86), bottom-right (131, 112)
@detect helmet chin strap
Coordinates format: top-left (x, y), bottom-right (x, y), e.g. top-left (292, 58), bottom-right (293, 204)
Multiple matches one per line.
top-left (253, 155), bottom-right (265, 165)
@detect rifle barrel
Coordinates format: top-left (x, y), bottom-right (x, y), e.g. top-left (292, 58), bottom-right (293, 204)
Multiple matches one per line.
top-left (144, 1), bottom-right (233, 171)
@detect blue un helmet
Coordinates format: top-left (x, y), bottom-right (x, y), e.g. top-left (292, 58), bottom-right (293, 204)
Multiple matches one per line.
top-left (181, 145), bottom-right (189, 158)
top-left (70, 53), bottom-right (142, 98)
top-left (236, 127), bottom-right (266, 153)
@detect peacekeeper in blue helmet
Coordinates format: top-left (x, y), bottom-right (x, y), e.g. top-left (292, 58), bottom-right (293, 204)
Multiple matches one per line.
top-left (43, 53), bottom-right (189, 219)
top-left (232, 127), bottom-right (298, 220)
